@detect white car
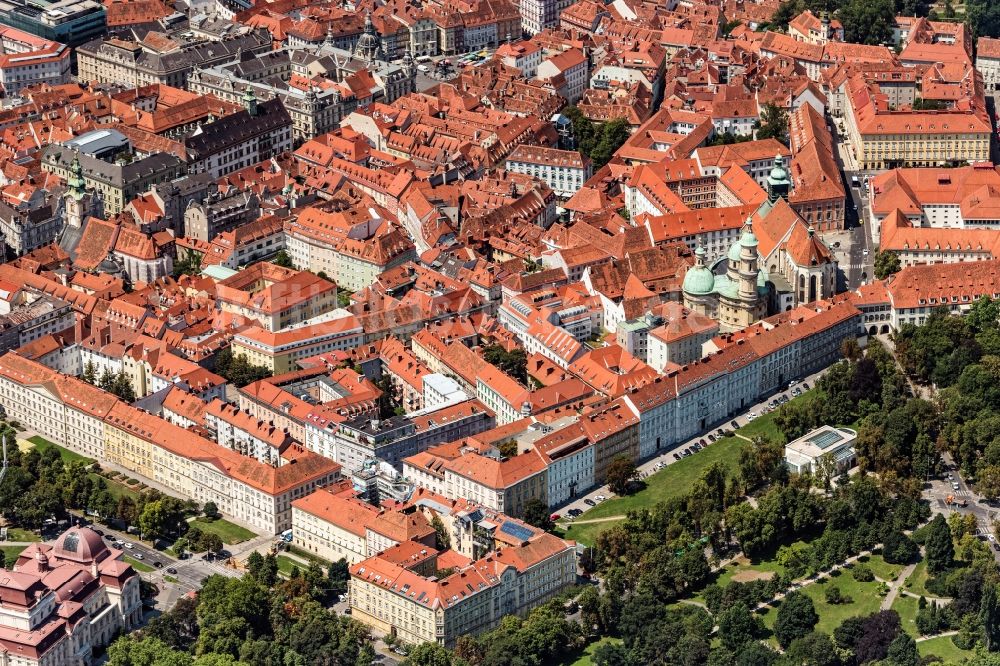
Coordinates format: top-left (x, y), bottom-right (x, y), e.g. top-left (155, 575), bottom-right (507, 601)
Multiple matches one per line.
top-left (124, 542), bottom-right (134, 549)
top-left (595, 495), bottom-right (606, 502)
top-left (990, 534), bottom-right (997, 543)
top-left (747, 412), bottom-right (757, 420)
top-left (134, 552), bottom-right (144, 560)
top-left (863, 248), bottom-right (869, 256)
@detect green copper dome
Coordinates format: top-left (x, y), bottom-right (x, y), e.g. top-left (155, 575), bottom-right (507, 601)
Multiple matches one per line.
top-left (768, 154), bottom-right (788, 183)
top-left (683, 248), bottom-right (715, 295)
top-left (727, 240), bottom-right (743, 263)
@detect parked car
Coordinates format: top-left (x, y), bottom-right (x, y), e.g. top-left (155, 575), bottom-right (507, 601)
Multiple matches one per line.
top-left (568, 508), bottom-right (583, 517)
top-left (104, 534), bottom-right (115, 541)
top-left (708, 434), bottom-right (716, 442)
top-left (584, 499), bottom-right (597, 507)
top-left (699, 439), bottom-right (707, 446)
top-left (93, 529), bottom-right (104, 536)
top-left (673, 453), bottom-right (680, 460)
top-left (731, 420), bottom-right (739, 429)
top-left (952, 482), bottom-right (961, 491)
top-left (803, 382), bottom-right (810, 390)
top-left (747, 412), bottom-right (757, 420)
top-left (595, 495), bottom-right (606, 502)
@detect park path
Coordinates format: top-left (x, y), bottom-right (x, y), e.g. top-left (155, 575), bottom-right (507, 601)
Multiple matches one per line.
top-left (751, 550), bottom-right (874, 613)
top-left (0, 541), bottom-right (34, 546)
top-left (880, 562), bottom-right (917, 611)
top-left (564, 515), bottom-right (626, 525)
top-left (915, 631), bottom-right (958, 642)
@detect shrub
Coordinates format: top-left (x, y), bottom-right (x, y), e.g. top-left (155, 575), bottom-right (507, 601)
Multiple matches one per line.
top-left (852, 564), bottom-right (875, 582)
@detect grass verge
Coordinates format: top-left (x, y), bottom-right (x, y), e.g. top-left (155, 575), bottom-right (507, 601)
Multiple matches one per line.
top-left (125, 555), bottom-right (154, 572)
top-left (28, 435), bottom-right (94, 465)
top-left (191, 517), bottom-right (255, 544)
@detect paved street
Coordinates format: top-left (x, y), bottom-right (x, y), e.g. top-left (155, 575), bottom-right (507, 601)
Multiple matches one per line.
top-left (556, 365), bottom-right (835, 521)
top-left (825, 117), bottom-right (875, 291)
top-left (926, 452), bottom-right (1000, 564)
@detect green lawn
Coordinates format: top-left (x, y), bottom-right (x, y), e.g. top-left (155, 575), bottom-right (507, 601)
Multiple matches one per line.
top-left (125, 555), bottom-right (154, 572)
top-left (192, 518), bottom-right (255, 544)
top-left (287, 545), bottom-right (332, 568)
top-left (559, 389), bottom-right (823, 546)
top-left (1, 545), bottom-right (26, 564)
top-left (563, 637), bottom-right (623, 666)
top-left (760, 570), bottom-right (885, 637)
top-left (4, 527), bottom-right (40, 542)
top-left (91, 473), bottom-right (141, 502)
top-left (904, 560), bottom-right (932, 597)
top-left (28, 436), bottom-right (93, 465)
top-left (861, 553), bottom-right (904, 582)
top-left (697, 555), bottom-right (786, 602)
top-left (560, 436), bottom-right (747, 546)
top-left (892, 593), bottom-right (920, 637)
top-left (917, 635), bottom-right (974, 663)
top-left (276, 555), bottom-right (302, 577)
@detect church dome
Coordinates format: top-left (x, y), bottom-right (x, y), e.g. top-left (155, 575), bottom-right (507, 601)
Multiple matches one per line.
top-left (53, 526), bottom-right (108, 564)
top-left (768, 154), bottom-right (788, 183)
top-left (727, 240), bottom-right (743, 263)
top-left (683, 248), bottom-right (716, 296)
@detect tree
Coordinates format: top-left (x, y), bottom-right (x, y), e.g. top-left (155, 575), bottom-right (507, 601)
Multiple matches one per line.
top-left (203, 501), bottom-right (219, 520)
top-left (774, 591), bottom-right (819, 648)
top-left (522, 498), bottom-right (554, 531)
top-left (755, 103), bottom-right (789, 145)
top-left (884, 632), bottom-right (919, 666)
top-left (482, 345), bottom-right (528, 384)
top-left (497, 439), bottom-right (518, 458)
top-left (108, 637), bottom-right (193, 666)
top-left (327, 558), bottom-right (349, 595)
top-left (592, 642), bottom-right (632, 666)
top-left (978, 465), bottom-right (1000, 500)
top-left (590, 118), bottom-right (631, 169)
top-left (139, 499), bottom-right (184, 541)
top-left (982, 584), bottom-right (1000, 652)
top-left (841, 0), bottom-right (896, 46)
top-left (784, 632), bottom-right (840, 666)
top-left (173, 250), bottom-right (203, 278)
top-left (605, 455), bottom-right (637, 495)
top-left (718, 603), bottom-right (761, 651)
top-left (403, 642), bottom-right (455, 666)
top-left (203, 533), bottom-right (223, 555)
top-left (245, 552), bottom-right (265, 581)
top-left (431, 515), bottom-right (451, 550)
top-left (924, 513), bottom-right (954, 573)
top-left (111, 371), bottom-right (136, 402)
top-left (213, 348), bottom-right (271, 387)
top-left (882, 530), bottom-right (919, 564)
top-left (272, 250), bottom-right (293, 268)
top-left (82, 360), bottom-right (97, 384)
top-left (856, 610), bottom-right (902, 664)
top-left (874, 250), bottom-right (902, 280)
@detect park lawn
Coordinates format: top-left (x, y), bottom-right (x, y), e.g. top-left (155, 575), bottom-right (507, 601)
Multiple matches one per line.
top-left (125, 556), bottom-right (154, 572)
top-left (287, 545), bottom-right (332, 568)
top-left (27, 435), bottom-right (93, 465)
top-left (559, 436), bottom-right (747, 545)
top-left (904, 559), bottom-right (932, 597)
top-left (1, 545), bottom-right (26, 563)
top-left (276, 555), bottom-right (303, 577)
top-left (91, 473), bottom-right (141, 502)
top-left (917, 635), bottom-right (974, 663)
top-left (192, 518), bottom-right (256, 544)
top-left (4, 527), bottom-right (40, 542)
top-left (696, 555), bottom-right (787, 602)
top-left (860, 553), bottom-right (904, 582)
top-left (759, 570), bottom-right (885, 638)
top-left (892, 594), bottom-right (920, 637)
top-left (565, 637), bottom-right (623, 666)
